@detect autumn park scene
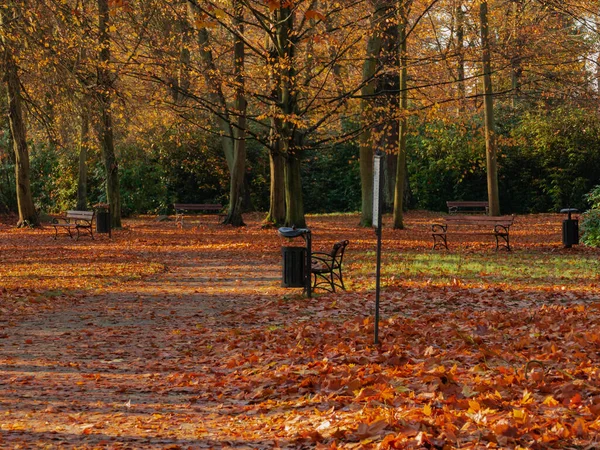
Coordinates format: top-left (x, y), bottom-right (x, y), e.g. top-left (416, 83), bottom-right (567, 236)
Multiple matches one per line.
top-left (2, 0), bottom-right (600, 448)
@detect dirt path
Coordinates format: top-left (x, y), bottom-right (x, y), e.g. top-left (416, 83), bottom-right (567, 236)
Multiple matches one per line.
top-left (0, 248), bottom-right (308, 449)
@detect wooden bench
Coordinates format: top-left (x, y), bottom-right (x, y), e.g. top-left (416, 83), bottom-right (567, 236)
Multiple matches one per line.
top-left (431, 215), bottom-right (515, 251)
top-left (52, 210), bottom-right (95, 240)
top-left (173, 203), bottom-right (225, 227)
top-left (447, 201), bottom-right (489, 215)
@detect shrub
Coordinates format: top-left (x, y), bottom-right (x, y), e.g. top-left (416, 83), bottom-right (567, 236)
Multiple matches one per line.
top-left (581, 185), bottom-right (600, 247)
top-left (302, 142), bottom-right (361, 213)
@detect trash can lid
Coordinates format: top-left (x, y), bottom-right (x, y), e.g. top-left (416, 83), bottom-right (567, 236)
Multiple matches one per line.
top-left (560, 208), bottom-right (578, 214)
top-left (277, 227), bottom-right (310, 238)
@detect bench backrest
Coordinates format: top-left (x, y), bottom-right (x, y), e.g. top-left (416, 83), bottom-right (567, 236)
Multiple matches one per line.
top-left (446, 215), bottom-right (514, 226)
top-left (66, 210), bottom-right (94, 221)
top-left (330, 240), bottom-right (350, 267)
top-left (447, 201), bottom-right (489, 214)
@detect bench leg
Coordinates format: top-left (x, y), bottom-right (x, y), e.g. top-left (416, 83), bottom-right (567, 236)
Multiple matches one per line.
top-left (74, 226), bottom-right (94, 240)
top-left (432, 233), bottom-right (448, 250)
top-left (495, 233), bottom-right (511, 251)
top-left (54, 226), bottom-right (73, 240)
top-left (175, 212), bottom-right (183, 228)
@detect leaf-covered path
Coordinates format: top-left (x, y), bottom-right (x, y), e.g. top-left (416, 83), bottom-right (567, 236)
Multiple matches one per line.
top-left (1, 213), bottom-right (600, 449)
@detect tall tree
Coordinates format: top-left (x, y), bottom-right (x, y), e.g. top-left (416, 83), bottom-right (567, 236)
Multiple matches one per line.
top-left (479, 0), bottom-right (500, 215)
top-left (1, 2), bottom-right (39, 227)
top-left (223, 0), bottom-right (247, 226)
top-left (359, 0), bottom-right (388, 227)
top-left (97, 0), bottom-right (122, 227)
top-left (76, 104), bottom-right (91, 211)
top-left (275, 2), bottom-right (306, 227)
top-left (393, 0), bottom-right (410, 229)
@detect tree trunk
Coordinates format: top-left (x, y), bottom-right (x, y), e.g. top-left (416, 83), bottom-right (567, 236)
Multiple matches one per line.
top-left (264, 21), bottom-right (286, 227)
top-left (377, 14), bottom-right (399, 209)
top-left (359, 1), bottom-right (386, 227)
top-left (266, 121), bottom-right (286, 226)
top-left (393, 9), bottom-right (408, 229)
top-left (1, 7), bottom-right (39, 228)
top-left (97, 0), bottom-right (121, 227)
top-left (283, 144), bottom-right (305, 228)
top-left (77, 105), bottom-right (90, 211)
top-left (188, 4), bottom-right (235, 170)
top-left (479, 0), bottom-right (500, 216)
top-left (224, 0), bottom-right (246, 226)
top-left (273, 5), bottom-right (306, 228)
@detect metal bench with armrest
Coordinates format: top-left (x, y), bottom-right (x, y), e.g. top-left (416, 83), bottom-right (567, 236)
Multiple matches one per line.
top-left (310, 239), bottom-right (350, 292)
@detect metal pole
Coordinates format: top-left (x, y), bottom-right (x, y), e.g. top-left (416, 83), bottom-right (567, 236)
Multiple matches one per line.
top-left (305, 231), bottom-right (312, 298)
top-left (373, 151), bottom-right (384, 345)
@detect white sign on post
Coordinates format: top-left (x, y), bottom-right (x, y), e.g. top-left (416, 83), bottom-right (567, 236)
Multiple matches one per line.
top-left (373, 153), bottom-right (381, 228)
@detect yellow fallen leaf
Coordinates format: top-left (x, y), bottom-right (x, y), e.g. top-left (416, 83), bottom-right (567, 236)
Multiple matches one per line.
top-left (423, 404), bottom-right (432, 416)
top-left (543, 395), bottom-right (559, 406)
top-left (468, 400), bottom-right (480, 412)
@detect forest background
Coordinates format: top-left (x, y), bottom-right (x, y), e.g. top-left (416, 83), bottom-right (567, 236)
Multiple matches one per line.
top-left (2, 0), bottom-right (600, 230)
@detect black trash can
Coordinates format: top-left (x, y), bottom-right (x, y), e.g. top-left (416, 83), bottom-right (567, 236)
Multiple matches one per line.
top-left (96, 210), bottom-right (111, 235)
top-left (277, 227), bottom-right (312, 297)
top-left (281, 246), bottom-right (306, 287)
top-left (560, 208), bottom-right (579, 248)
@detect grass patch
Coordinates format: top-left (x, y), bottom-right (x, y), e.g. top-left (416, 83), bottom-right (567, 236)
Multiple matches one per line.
top-left (351, 250), bottom-right (600, 291)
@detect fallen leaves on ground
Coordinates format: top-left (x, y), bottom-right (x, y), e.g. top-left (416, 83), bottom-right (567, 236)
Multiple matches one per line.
top-left (0, 212), bottom-right (599, 449)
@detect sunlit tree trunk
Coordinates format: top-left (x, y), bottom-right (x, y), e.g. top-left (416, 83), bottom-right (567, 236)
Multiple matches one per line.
top-left (76, 105), bottom-right (90, 211)
top-left (1, 6), bottom-right (39, 228)
top-left (479, 0), bottom-right (500, 216)
top-left (189, 3), bottom-right (250, 226)
top-left (393, 7), bottom-right (408, 229)
top-left (359, 0), bottom-right (386, 227)
top-left (224, 0), bottom-right (246, 226)
top-left (377, 12), bottom-right (399, 209)
top-left (265, 20), bottom-right (286, 227)
top-left (97, 0), bottom-right (121, 227)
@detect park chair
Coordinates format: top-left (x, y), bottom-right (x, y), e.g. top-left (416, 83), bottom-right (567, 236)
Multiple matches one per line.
top-left (310, 240), bottom-right (349, 292)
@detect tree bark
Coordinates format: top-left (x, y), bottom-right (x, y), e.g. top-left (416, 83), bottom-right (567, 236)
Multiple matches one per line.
top-left (479, 0), bottom-right (500, 216)
top-left (1, 6), bottom-right (39, 228)
top-left (283, 143), bottom-right (305, 228)
top-left (97, 0), bottom-right (121, 227)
